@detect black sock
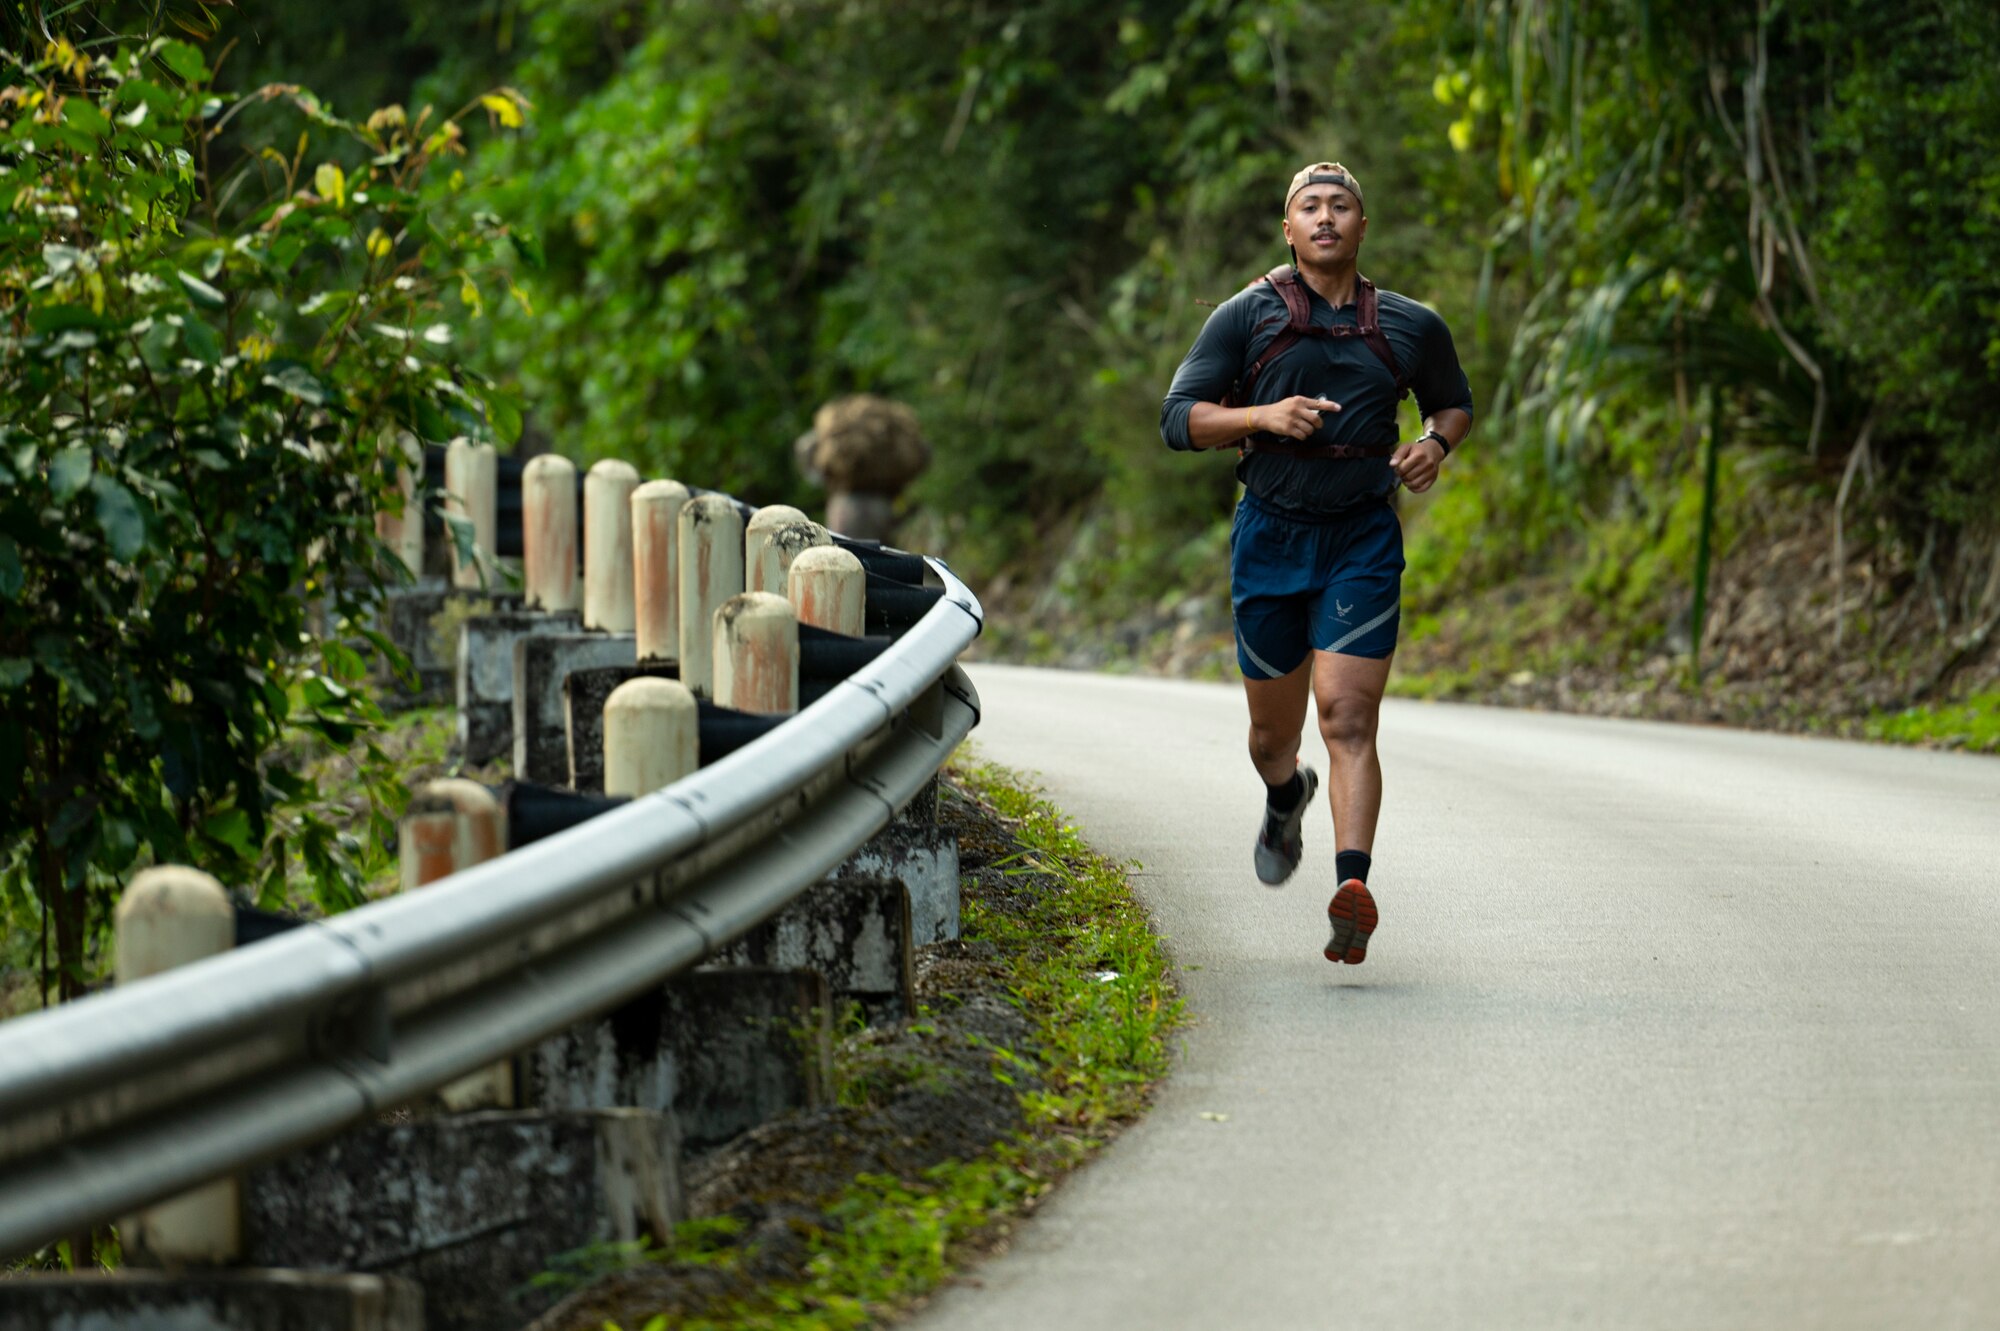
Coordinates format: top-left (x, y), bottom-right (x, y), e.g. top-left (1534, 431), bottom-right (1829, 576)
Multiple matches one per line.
top-left (1335, 849), bottom-right (1371, 885)
top-left (1265, 770), bottom-right (1306, 814)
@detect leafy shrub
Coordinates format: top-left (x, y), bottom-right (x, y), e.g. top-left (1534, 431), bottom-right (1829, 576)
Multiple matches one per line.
top-left (0, 35), bottom-right (523, 1000)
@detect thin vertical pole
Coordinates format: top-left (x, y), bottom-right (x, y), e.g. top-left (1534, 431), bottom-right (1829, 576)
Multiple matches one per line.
top-left (1691, 388), bottom-right (1721, 686)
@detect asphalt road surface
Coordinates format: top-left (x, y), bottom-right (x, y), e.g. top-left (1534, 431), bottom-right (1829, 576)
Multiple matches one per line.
top-left (913, 663), bottom-right (2000, 1330)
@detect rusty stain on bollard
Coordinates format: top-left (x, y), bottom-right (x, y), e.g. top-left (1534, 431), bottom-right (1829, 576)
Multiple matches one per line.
top-left (444, 437), bottom-right (499, 590)
top-left (744, 504), bottom-right (809, 591)
top-left (714, 591), bottom-right (799, 715)
top-left (398, 780), bottom-right (512, 1110)
top-left (787, 544), bottom-right (866, 636)
top-left (116, 866), bottom-right (242, 1265)
top-left (375, 428), bottom-right (425, 577)
top-left (678, 495), bottom-right (744, 699)
top-left (585, 458), bottom-right (641, 632)
top-left (604, 676), bottom-right (700, 796)
top-left (633, 479), bottom-right (691, 665)
top-left (523, 454), bottom-right (579, 612)
top-left (398, 778), bottom-right (505, 893)
top-left (751, 519), bottom-right (830, 597)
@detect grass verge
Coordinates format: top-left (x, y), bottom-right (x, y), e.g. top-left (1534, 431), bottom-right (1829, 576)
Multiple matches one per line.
top-left (565, 751), bottom-right (1183, 1330)
top-left (1865, 692), bottom-right (2000, 753)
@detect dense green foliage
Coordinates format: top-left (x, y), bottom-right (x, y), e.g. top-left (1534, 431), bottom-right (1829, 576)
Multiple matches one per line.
top-left (5, 0), bottom-right (1995, 997)
top-left (251, 0), bottom-right (1989, 630)
top-left (0, 28), bottom-right (522, 1000)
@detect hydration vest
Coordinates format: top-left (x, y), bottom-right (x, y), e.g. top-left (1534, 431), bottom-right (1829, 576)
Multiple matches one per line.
top-left (1220, 266), bottom-right (1409, 459)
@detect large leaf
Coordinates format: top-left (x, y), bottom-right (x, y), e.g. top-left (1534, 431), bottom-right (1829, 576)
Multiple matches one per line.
top-left (157, 40), bottom-right (208, 84)
top-left (49, 446), bottom-right (93, 501)
top-left (91, 474), bottom-right (148, 561)
top-left (263, 363), bottom-right (328, 405)
top-left (61, 98), bottom-right (112, 137)
top-left (177, 269), bottom-right (226, 309)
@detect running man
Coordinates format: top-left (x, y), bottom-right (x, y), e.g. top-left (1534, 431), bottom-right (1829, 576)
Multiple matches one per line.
top-left (1159, 161), bottom-right (1473, 964)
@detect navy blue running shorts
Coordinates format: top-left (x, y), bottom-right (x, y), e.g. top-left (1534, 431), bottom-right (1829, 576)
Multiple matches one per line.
top-left (1229, 494), bottom-right (1404, 678)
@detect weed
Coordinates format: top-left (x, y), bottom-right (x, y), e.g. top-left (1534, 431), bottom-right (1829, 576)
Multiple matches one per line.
top-left (632, 754), bottom-right (1183, 1328)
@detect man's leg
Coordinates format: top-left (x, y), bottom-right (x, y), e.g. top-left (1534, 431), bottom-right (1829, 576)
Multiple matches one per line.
top-left (1312, 648), bottom-right (1392, 963)
top-left (1310, 648), bottom-right (1393, 852)
top-left (1243, 658), bottom-right (1312, 786)
top-left (1242, 658), bottom-right (1322, 885)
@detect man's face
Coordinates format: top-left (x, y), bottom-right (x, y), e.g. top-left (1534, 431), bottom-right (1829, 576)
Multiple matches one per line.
top-left (1282, 184), bottom-right (1366, 267)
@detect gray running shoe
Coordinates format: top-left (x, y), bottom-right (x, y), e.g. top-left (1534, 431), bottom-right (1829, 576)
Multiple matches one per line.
top-left (1253, 764), bottom-right (1319, 886)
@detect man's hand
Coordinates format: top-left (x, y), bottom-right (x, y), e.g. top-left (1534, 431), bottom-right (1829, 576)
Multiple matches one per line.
top-left (1390, 434), bottom-right (1447, 493)
top-left (1259, 395), bottom-right (1342, 440)
top-left (1186, 396), bottom-right (1342, 450)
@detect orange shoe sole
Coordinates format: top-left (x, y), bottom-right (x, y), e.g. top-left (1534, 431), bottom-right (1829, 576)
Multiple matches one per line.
top-left (1325, 879), bottom-right (1378, 964)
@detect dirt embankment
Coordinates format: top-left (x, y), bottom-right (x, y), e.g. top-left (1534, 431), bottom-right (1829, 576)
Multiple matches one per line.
top-left (969, 490), bottom-right (2000, 753)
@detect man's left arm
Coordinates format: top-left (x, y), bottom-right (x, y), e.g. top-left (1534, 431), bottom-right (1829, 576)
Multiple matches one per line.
top-left (1388, 308), bottom-right (1475, 495)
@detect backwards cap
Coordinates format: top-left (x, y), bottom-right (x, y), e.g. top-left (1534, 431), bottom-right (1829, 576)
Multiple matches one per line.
top-left (1285, 161), bottom-right (1364, 214)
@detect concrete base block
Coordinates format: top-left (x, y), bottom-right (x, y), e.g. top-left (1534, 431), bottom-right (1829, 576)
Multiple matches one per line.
top-left (0, 1270), bottom-right (421, 1331)
top-left (526, 967), bottom-right (832, 1151)
top-left (375, 581), bottom-right (452, 709)
top-left (563, 663), bottom-right (680, 794)
top-left (895, 775), bottom-right (941, 828)
top-left (457, 610), bottom-right (582, 765)
top-left (837, 824), bottom-right (960, 945)
top-left (715, 875), bottom-right (914, 1019)
top-left (242, 1108), bottom-right (681, 1331)
top-left (511, 633), bottom-right (637, 786)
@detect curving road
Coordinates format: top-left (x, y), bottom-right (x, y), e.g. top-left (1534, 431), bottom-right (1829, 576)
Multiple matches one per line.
top-left (915, 663), bottom-right (2000, 1330)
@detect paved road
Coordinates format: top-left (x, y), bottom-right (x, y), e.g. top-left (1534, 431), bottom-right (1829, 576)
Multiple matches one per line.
top-left (914, 664), bottom-right (2000, 1330)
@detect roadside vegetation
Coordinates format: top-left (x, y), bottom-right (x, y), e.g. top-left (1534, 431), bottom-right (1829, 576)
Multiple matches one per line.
top-left (526, 753), bottom-right (1183, 1330)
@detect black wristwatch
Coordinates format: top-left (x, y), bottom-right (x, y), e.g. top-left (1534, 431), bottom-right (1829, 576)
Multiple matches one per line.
top-left (1418, 429), bottom-right (1452, 457)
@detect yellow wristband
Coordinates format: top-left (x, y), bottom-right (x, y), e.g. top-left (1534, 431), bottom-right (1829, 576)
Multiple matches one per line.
top-left (1244, 406), bottom-right (1257, 435)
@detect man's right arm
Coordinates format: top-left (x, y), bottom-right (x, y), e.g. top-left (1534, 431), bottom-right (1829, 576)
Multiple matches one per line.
top-left (1160, 295), bottom-right (1342, 451)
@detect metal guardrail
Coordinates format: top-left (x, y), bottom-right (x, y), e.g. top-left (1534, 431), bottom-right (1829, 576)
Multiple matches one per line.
top-left (0, 558), bottom-right (982, 1260)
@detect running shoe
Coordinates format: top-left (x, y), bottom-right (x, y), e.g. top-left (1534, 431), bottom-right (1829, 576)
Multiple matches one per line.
top-left (1253, 764), bottom-right (1319, 886)
top-left (1325, 879), bottom-right (1378, 964)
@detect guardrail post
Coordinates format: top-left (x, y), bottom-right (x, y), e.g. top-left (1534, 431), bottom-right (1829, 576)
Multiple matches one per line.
top-left (115, 866), bottom-right (241, 1266)
top-left (375, 428), bottom-right (425, 578)
top-left (523, 455), bottom-right (579, 613)
top-left (678, 495), bottom-right (744, 698)
top-left (714, 592), bottom-right (799, 715)
top-left (603, 678), bottom-right (699, 797)
top-left (633, 479), bottom-right (691, 665)
top-left (750, 519), bottom-right (831, 596)
top-left (584, 459), bottom-right (640, 633)
top-left (399, 781), bottom-right (513, 1111)
top-left (444, 437), bottom-right (499, 590)
top-left (787, 545), bottom-right (866, 635)
top-left (743, 503), bottom-right (807, 586)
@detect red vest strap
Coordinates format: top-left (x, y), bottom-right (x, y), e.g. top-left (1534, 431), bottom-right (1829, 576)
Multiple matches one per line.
top-left (1219, 269), bottom-right (1411, 459)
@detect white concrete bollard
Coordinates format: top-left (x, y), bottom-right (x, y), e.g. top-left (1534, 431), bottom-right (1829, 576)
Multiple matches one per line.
top-left (714, 591), bottom-right (799, 715)
top-left (750, 520), bottom-right (831, 596)
top-left (116, 866), bottom-right (241, 1265)
top-left (398, 780), bottom-right (512, 1110)
top-left (398, 778), bottom-right (506, 893)
top-left (584, 459), bottom-right (641, 633)
top-left (444, 437), bottom-right (499, 590)
top-left (375, 428), bottom-right (424, 578)
top-left (523, 454), bottom-right (580, 612)
top-left (603, 677), bottom-right (700, 797)
top-left (744, 504), bottom-right (809, 589)
top-left (633, 480), bottom-right (691, 665)
top-left (678, 495), bottom-right (745, 699)
top-left (787, 544), bottom-right (867, 636)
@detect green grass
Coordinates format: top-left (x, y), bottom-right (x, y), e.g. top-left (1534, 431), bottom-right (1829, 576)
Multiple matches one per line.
top-left (1865, 692), bottom-right (2000, 752)
top-left (635, 753), bottom-right (1184, 1329)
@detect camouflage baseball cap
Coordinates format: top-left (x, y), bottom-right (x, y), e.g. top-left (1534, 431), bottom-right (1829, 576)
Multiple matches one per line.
top-left (1285, 161), bottom-right (1364, 214)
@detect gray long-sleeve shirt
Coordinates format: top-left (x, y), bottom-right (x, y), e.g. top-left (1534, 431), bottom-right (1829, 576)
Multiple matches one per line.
top-left (1160, 273), bottom-right (1474, 519)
